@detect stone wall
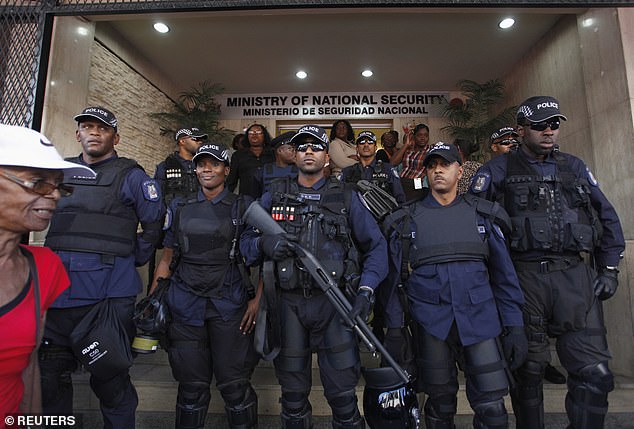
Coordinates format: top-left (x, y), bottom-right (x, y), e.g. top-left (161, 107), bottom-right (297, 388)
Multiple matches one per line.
top-left (87, 40), bottom-right (174, 176)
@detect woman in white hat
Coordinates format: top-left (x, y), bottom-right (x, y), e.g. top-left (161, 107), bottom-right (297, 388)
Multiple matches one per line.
top-left (0, 124), bottom-right (95, 423)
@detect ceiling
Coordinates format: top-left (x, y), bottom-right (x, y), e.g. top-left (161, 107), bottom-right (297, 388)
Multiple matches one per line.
top-left (95, 7), bottom-right (582, 96)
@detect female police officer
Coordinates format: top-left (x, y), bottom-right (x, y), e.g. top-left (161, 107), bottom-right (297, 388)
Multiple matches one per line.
top-left (151, 143), bottom-right (260, 429)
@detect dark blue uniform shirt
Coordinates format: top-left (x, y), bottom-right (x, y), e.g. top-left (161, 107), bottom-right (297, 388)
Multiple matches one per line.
top-left (469, 149), bottom-right (625, 267)
top-left (340, 159), bottom-right (406, 204)
top-left (52, 155), bottom-right (163, 308)
top-left (163, 189), bottom-right (252, 326)
top-left (391, 194), bottom-right (525, 346)
top-left (240, 176), bottom-right (388, 291)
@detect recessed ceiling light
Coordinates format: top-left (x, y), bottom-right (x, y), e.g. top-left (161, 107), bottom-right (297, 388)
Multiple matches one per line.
top-left (362, 69), bottom-right (373, 78)
top-left (582, 18), bottom-right (595, 27)
top-left (153, 22), bottom-right (169, 33)
top-left (76, 27), bottom-right (89, 36)
top-left (296, 71), bottom-right (307, 79)
top-left (499, 18), bottom-right (515, 29)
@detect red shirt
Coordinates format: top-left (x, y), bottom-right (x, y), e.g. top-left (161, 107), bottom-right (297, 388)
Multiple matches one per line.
top-left (0, 246), bottom-right (69, 421)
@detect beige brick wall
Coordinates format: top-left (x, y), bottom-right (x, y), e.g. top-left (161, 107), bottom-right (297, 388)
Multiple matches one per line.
top-left (86, 41), bottom-right (175, 176)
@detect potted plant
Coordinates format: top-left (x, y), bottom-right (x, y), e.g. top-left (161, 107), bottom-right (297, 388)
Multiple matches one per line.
top-left (151, 80), bottom-right (234, 147)
top-left (441, 79), bottom-right (516, 163)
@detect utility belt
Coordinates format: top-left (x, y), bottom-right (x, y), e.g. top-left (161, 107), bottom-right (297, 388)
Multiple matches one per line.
top-left (283, 285), bottom-right (325, 299)
top-left (513, 255), bottom-right (583, 273)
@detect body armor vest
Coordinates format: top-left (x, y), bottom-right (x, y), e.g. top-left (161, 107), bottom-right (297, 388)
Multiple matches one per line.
top-left (269, 178), bottom-right (358, 290)
top-left (262, 163), bottom-right (298, 194)
top-left (344, 160), bottom-right (392, 194)
top-left (409, 196), bottom-right (489, 267)
top-left (174, 193), bottom-right (239, 297)
top-left (45, 157), bottom-right (139, 256)
top-left (163, 154), bottom-right (198, 203)
top-left (503, 151), bottom-right (602, 254)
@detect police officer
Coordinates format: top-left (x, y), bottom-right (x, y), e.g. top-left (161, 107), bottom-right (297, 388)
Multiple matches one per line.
top-left (41, 106), bottom-right (163, 428)
top-left (341, 130), bottom-right (406, 204)
top-left (490, 127), bottom-right (519, 157)
top-left (241, 125), bottom-right (388, 428)
top-left (341, 130), bottom-right (408, 368)
top-left (154, 126), bottom-right (208, 204)
top-left (386, 142), bottom-right (526, 429)
top-left (151, 143), bottom-right (259, 429)
top-left (252, 130), bottom-right (298, 198)
top-left (470, 96), bottom-right (626, 429)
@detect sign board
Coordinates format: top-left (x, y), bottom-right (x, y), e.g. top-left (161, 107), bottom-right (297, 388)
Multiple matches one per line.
top-left (218, 91), bottom-right (451, 120)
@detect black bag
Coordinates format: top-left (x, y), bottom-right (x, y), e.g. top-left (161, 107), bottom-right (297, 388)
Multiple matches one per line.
top-left (70, 299), bottom-right (133, 379)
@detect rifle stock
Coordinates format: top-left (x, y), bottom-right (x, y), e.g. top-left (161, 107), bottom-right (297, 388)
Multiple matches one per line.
top-left (243, 201), bottom-right (410, 384)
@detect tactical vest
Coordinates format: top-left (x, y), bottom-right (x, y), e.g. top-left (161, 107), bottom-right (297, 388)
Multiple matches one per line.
top-left (503, 151), bottom-right (602, 254)
top-left (163, 153), bottom-right (198, 203)
top-left (344, 160), bottom-right (392, 193)
top-left (173, 193), bottom-right (242, 297)
top-left (409, 196), bottom-right (489, 267)
top-left (269, 178), bottom-right (358, 291)
top-left (45, 157), bottom-right (140, 256)
top-left (261, 163), bottom-right (298, 193)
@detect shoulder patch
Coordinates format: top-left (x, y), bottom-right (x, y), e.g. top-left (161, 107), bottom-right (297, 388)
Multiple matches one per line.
top-left (163, 207), bottom-right (172, 230)
top-left (585, 166), bottom-right (599, 187)
top-left (143, 180), bottom-right (160, 201)
top-left (470, 171), bottom-right (490, 193)
top-left (390, 167), bottom-right (400, 179)
top-left (492, 224), bottom-right (505, 239)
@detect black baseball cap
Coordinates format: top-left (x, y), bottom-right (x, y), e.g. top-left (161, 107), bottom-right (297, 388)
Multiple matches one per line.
top-left (491, 127), bottom-right (519, 141)
top-left (74, 106), bottom-right (118, 131)
top-left (516, 96), bottom-right (568, 123)
top-left (423, 142), bottom-right (462, 166)
top-left (290, 125), bottom-right (329, 149)
top-left (192, 143), bottom-right (230, 165)
top-left (271, 131), bottom-right (295, 149)
top-left (175, 127), bottom-right (208, 141)
top-left (355, 131), bottom-right (376, 144)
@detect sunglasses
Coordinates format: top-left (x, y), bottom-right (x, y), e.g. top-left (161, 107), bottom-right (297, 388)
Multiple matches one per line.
top-left (356, 139), bottom-right (375, 146)
top-left (498, 138), bottom-right (519, 146)
top-left (1, 170), bottom-right (73, 197)
top-left (295, 143), bottom-right (326, 152)
top-left (526, 120), bottom-right (560, 132)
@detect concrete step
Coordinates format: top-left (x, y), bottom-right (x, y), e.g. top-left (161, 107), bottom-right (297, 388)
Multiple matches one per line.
top-left (68, 412), bottom-right (634, 429)
top-left (72, 350), bottom-right (634, 426)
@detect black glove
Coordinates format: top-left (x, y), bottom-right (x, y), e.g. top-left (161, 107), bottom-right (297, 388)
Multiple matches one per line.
top-left (259, 233), bottom-right (293, 261)
top-left (593, 268), bottom-right (619, 301)
top-left (501, 326), bottom-right (528, 371)
top-left (349, 288), bottom-right (374, 323)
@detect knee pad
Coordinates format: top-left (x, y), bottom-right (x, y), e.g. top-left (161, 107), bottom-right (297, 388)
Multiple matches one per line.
top-left (425, 394), bottom-right (457, 420)
top-left (423, 395), bottom-right (456, 429)
top-left (416, 332), bottom-right (455, 386)
top-left (472, 399), bottom-right (507, 429)
top-left (464, 338), bottom-right (508, 394)
top-left (281, 392), bottom-right (312, 429)
top-left (224, 386), bottom-right (257, 429)
top-left (323, 319), bottom-right (359, 371)
top-left (176, 382), bottom-right (211, 429)
top-left (90, 372), bottom-right (130, 408)
top-left (565, 362), bottom-right (613, 429)
top-left (327, 390), bottom-right (360, 422)
top-left (511, 360), bottom-right (545, 429)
